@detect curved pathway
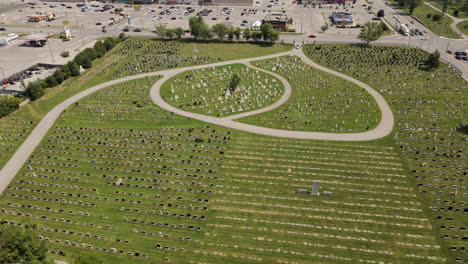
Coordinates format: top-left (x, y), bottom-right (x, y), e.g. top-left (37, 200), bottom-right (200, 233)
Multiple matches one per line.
top-left (424, 2), bottom-right (467, 39)
top-left (0, 49), bottom-right (394, 194)
top-left (149, 48), bottom-right (394, 142)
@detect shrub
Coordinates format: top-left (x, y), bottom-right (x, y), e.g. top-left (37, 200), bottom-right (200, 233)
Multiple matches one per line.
top-left (426, 13), bottom-right (432, 19)
top-left (82, 57), bottom-right (92, 69)
top-left (432, 14), bottom-right (442, 21)
top-left (26, 81), bottom-right (45, 101)
top-left (60, 51), bottom-right (69, 58)
top-left (453, 10), bottom-right (459, 17)
top-left (53, 70), bottom-right (65, 84)
top-left (68, 61), bottom-right (81, 77)
top-left (0, 96), bottom-right (20, 118)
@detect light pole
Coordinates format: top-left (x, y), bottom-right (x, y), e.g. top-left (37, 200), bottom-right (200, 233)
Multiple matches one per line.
top-left (0, 65), bottom-right (6, 80)
top-left (48, 41), bottom-right (55, 63)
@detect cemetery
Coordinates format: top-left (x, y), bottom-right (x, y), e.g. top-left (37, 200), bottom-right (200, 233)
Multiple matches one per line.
top-left (0, 38), bottom-right (465, 264)
top-left (0, 75), bottom-right (449, 263)
top-left (161, 64), bottom-right (284, 117)
top-left (304, 43), bottom-right (467, 263)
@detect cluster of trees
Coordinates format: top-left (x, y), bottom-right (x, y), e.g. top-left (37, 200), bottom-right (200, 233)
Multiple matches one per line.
top-left (154, 25), bottom-right (185, 39)
top-left (395, 0), bottom-right (423, 14)
top-left (358, 22), bottom-right (385, 46)
top-left (168, 16), bottom-right (281, 42)
top-left (0, 224), bottom-right (103, 264)
top-left (0, 95), bottom-right (21, 118)
top-left (229, 74), bottom-right (240, 92)
top-left (0, 224), bottom-right (50, 264)
top-left (425, 50), bottom-right (440, 70)
top-left (25, 37), bottom-right (121, 102)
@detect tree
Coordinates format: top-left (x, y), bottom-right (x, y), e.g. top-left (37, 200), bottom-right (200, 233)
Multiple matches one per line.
top-left (174, 27), bottom-right (184, 39)
top-left (432, 13), bottom-right (442, 21)
top-left (358, 22), bottom-right (384, 46)
top-left (243, 28), bottom-right (251, 41)
top-left (212, 23), bottom-right (228, 40)
top-left (233, 27), bottom-right (241, 40)
top-left (155, 24), bottom-right (167, 38)
top-left (425, 50), bottom-right (440, 70)
top-left (60, 65), bottom-right (71, 80)
top-left (26, 81), bottom-right (44, 101)
top-left (260, 23), bottom-right (273, 41)
top-left (115, 7), bottom-right (123, 13)
top-left (103, 38), bottom-right (115, 51)
top-left (93, 40), bottom-right (106, 58)
top-left (164, 28), bottom-right (175, 39)
top-left (53, 70), bottom-right (65, 84)
top-left (377, 9), bottom-right (385, 18)
top-left (68, 61), bottom-right (81, 77)
top-left (118, 32), bottom-right (127, 41)
top-left (82, 57), bottom-right (92, 69)
top-left (252, 30), bottom-right (263, 41)
top-left (227, 27), bottom-right (234, 41)
top-left (189, 16), bottom-right (211, 40)
top-left (0, 96), bottom-right (20, 118)
top-left (44, 75), bottom-right (58, 88)
top-left (406, 0), bottom-right (423, 14)
top-left (229, 74), bottom-right (240, 92)
top-left (269, 30), bottom-right (279, 42)
top-left (0, 225), bottom-right (51, 264)
top-left (321, 23), bottom-right (329, 32)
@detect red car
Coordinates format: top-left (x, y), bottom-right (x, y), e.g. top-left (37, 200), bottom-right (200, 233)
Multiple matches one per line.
top-left (308, 34), bottom-right (317, 38)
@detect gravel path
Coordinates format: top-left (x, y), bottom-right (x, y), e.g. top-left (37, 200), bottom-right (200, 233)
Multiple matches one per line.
top-left (0, 49), bottom-right (394, 194)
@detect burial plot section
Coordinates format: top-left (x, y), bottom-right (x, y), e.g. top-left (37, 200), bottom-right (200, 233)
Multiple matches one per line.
top-left (305, 44), bottom-right (468, 263)
top-left (238, 56), bottom-right (381, 132)
top-left (161, 64), bottom-right (284, 117)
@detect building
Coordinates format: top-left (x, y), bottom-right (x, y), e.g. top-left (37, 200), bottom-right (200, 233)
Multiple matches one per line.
top-left (251, 20), bottom-right (261, 30)
top-left (329, 12), bottom-right (353, 25)
top-left (297, 0), bottom-right (353, 4)
top-left (0, 33), bottom-right (18, 47)
top-left (263, 14), bottom-right (288, 31)
top-left (19, 33), bottom-right (51, 47)
top-left (27, 12), bottom-right (55, 23)
top-left (199, 0), bottom-right (252, 5)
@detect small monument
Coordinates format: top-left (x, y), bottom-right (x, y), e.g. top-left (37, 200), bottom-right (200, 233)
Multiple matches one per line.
top-left (311, 181), bottom-right (320, 196)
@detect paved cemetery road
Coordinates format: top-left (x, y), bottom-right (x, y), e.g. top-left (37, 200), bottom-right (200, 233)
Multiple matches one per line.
top-left (150, 48), bottom-right (394, 142)
top-left (0, 49), bottom-right (394, 194)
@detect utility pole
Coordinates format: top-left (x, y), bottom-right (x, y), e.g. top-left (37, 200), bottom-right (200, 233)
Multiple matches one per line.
top-left (0, 65), bottom-right (6, 80)
top-left (81, 24), bottom-right (85, 46)
top-left (48, 42), bottom-right (55, 63)
top-left (441, 0), bottom-right (449, 18)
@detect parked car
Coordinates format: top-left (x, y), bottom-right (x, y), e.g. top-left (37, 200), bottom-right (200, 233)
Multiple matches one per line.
top-left (0, 28), bottom-right (6, 31)
top-left (134, 28), bottom-right (141, 32)
top-left (123, 28), bottom-right (129, 32)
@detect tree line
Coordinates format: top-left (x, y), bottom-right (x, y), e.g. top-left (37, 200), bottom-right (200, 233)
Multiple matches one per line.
top-left (25, 35), bottom-right (125, 102)
top-left (0, 223), bottom-right (103, 264)
top-left (155, 16), bottom-right (280, 42)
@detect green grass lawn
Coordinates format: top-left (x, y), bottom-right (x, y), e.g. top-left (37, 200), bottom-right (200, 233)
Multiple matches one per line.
top-left (456, 20), bottom-right (468, 35)
top-left (0, 38), bottom-right (291, 171)
top-left (391, 1), bottom-right (462, 39)
top-left (304, 43), bottom-right (467, 263)
top-left (161, 63), bottom-right (284, 117)
top-left (238, 55), bottom-right (381, 132)
top-left (102, 38), bottom-right (292, 78)
top-left (0, 41), bottom-right (463, 264)
top-left (426, 0), bottom-right (468, 19)
top-left (0, 75), bottom-right (447, 264)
